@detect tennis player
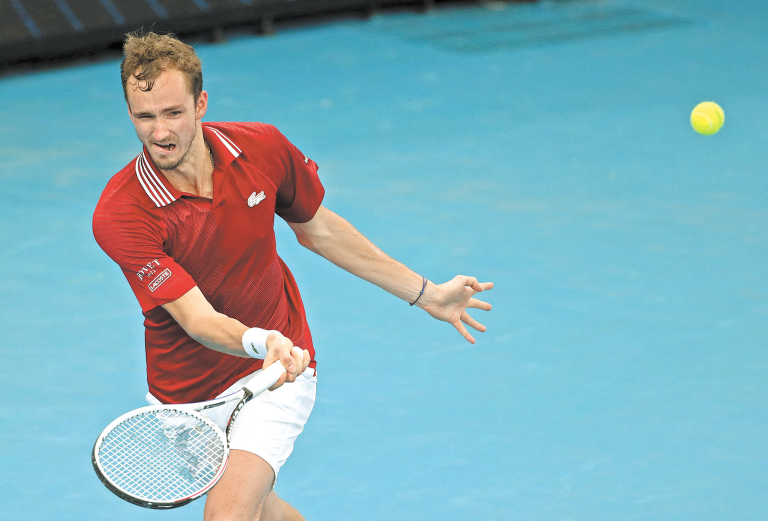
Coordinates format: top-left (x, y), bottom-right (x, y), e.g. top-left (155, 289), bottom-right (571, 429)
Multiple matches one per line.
top-left (93, 31), bottom-right (493, 521)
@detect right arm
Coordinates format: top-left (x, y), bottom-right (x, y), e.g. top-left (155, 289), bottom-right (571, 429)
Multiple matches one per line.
top-left (93, 190), bottom-right (307, 386)
top-left (161, 287), bottom-right (309, 385)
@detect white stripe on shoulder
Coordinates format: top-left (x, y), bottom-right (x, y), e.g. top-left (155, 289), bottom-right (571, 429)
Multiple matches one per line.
top-left (135, 157), bottom-right (163, 207)
top-left (136, 153), bottom-right (176, 207)
top-left (137, 155), bottom-right (172, 207)
top-left (141, 154), bottom-right (175, 203)
top-left (209, 127), bottom-right (242, 157)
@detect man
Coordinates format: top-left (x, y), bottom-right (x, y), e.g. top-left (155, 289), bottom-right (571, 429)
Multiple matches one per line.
top-left (93, 31), bottom-right (492, 521)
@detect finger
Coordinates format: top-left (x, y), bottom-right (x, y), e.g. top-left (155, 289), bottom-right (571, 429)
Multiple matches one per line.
top-left (458, 276), bottom-right (493, 294)
top-left (461, 312), bottom-right (486, 332)
top-left (469, 280), bottom-right (494, 293)
top-left (452, 319), bottom-right (476, 344)
top-left (467, 297), bottom-right (492, 311)
top-left (303, 349), bottom-right (310, 372)
top-left (458, 275), bottom-right (478, 289)
top-left (291, 346), bottom-right (307, 374)
top-left (278, 341), bottom-right (297, 376)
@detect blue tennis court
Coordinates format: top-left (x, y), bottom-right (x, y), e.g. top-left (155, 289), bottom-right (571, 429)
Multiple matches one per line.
top-left (1, 0), bottom-right (766, 519)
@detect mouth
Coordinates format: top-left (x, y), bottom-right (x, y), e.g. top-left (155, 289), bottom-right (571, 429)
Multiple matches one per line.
top-left (154, 143), bottom-right (177, 153)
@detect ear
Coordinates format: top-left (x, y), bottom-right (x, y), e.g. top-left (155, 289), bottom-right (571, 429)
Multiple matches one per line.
top-left (195, 90), bottom-right (208, 120)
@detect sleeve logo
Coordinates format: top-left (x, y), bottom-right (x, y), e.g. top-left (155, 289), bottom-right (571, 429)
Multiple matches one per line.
top-left (148, 269), bottom-right (172, 292)
top-left (136, 259), bottom-right (161, 281)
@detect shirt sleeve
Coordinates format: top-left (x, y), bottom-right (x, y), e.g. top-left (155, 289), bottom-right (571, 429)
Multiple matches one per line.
top-left (93, 198), bottom-right (197, 312)
top-left (273, 131), bottom-right (325, 223)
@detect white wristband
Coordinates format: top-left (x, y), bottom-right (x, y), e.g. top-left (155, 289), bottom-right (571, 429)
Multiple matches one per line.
top-left (242, 328), bottom-right (280, 359)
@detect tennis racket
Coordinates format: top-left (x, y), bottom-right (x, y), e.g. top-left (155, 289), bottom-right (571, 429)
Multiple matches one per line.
top-left (91, 360), bottom-right (289, 509)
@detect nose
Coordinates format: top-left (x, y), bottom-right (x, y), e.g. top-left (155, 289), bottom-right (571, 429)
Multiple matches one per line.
top-left (153, 119), bottom-right (171, 142)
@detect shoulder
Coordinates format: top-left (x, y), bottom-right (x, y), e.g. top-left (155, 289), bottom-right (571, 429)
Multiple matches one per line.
top-left (93, 156), bottom-right (158, 233)
top-left (207, 121), bottom-right (282, 139)
top-left (206, 122), bottom-right (293, 154)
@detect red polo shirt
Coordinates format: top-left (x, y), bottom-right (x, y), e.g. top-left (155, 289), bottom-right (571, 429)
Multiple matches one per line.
top-left (93, 122), bottom-right (323, 404)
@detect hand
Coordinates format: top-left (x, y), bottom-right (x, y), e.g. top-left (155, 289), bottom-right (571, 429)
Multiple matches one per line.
top-left (262, 332), bottom-right (310, 390)
top-left (419, 275), bottom-right (493, 343)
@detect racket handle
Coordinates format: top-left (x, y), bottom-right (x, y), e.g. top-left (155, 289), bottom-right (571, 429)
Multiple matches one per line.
top-left (243, 362), bottom-right (287, 396)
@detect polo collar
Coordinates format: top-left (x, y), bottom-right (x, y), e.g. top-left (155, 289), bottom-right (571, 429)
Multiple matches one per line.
top-left (135, 150), bottom-right (179, 208)
top-left (204, 124), bottom-right (242, 167)
top-left (135, 125), bottom-right (243, 208)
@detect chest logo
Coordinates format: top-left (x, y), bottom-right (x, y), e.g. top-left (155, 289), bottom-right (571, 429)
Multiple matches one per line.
top-left (248, 191), bottom-right (266, 207)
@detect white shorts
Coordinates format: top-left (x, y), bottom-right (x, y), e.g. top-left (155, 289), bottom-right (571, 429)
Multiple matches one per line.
top-left (146, 367), bottom-right (317, 481)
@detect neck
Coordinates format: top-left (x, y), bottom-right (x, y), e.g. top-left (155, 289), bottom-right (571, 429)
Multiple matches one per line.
top-left (159, 123), bottom-right (214, 198)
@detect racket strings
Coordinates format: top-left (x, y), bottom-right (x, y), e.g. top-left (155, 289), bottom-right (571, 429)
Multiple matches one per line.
top-left (97, 409), bottom-right (226, 502)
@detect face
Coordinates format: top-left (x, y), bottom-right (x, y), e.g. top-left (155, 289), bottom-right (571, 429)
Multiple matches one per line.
top-left (126, 68), bottom-right (207, 171)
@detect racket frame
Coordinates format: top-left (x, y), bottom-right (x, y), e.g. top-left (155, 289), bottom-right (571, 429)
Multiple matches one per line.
top-left (91, 362), bottom-right (287, 509)
top-left (91, 405), bottom-right (227, 509)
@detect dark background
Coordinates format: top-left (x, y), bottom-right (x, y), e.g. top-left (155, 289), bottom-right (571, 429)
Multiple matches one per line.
top-left (0, 0), bottom-right (533, 68)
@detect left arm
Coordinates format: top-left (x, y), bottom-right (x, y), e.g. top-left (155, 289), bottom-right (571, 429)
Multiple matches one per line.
top-left (287, 206), bottom-right (493, 343)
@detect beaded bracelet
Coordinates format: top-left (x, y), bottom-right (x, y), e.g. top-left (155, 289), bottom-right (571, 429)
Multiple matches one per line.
top-left (409, 276), bottom-right (428, 306)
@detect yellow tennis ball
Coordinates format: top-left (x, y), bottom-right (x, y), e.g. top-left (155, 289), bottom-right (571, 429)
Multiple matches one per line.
top-left (690, 101), bottom-right (725, 135)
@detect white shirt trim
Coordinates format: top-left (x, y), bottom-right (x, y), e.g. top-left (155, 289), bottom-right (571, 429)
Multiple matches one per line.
top-left (134, 127), bottom-right (242, 208)
top-left (135, 152), bottom-right (176, 208)
top-left (209, 127), bottom-right (242, 157)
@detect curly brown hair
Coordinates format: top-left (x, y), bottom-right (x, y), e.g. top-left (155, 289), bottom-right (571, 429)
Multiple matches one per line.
top-left (121, 31), bottom-right (203, 103)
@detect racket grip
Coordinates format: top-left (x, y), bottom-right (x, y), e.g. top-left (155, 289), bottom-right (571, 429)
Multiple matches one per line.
top-left (243, 362), bottom-right (287, 396)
